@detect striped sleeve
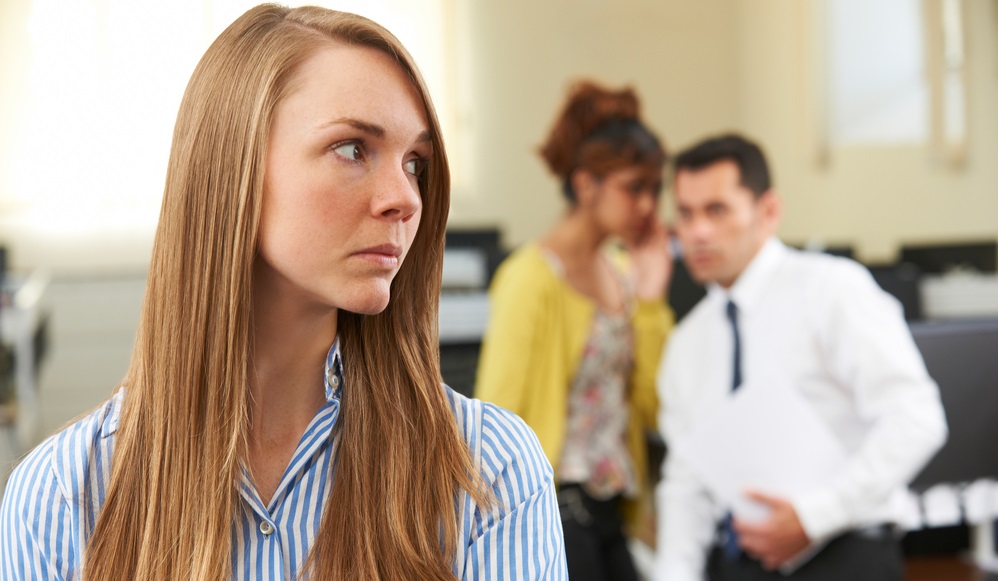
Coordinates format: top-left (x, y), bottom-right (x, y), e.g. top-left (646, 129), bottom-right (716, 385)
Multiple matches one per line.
top-left (463, 402), bottom-right (567, 581)
top-left (1, 437), bottom-right (74, 580)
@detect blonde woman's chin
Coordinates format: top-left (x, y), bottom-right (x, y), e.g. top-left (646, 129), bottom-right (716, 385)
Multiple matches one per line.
top-left (335, 283), bottom-right (393, 316)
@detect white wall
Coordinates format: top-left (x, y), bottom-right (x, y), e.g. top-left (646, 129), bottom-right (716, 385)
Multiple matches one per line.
top-left (0, 3), bottom-right (30, 205)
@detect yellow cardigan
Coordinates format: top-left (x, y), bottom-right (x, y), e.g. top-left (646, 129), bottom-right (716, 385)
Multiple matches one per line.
top-left (474, 243), bottom-right (674, 506)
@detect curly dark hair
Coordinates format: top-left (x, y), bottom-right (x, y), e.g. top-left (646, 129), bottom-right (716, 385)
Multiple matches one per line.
top-left (539, 80), bottom-right (666, 203)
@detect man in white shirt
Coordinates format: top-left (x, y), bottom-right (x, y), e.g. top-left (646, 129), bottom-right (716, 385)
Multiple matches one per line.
top-left (654, 134), bottom-right (947, 581)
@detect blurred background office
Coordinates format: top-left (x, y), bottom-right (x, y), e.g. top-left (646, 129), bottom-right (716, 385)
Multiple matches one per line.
top-left (2, 0), bottom-right (998, 579)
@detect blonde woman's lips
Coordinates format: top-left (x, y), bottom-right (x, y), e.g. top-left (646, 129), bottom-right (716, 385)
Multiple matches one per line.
top-left (353, 243), bottom-right (402, 269)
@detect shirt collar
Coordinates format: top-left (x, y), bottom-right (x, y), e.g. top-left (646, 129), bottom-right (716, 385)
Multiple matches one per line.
top-left (323, 337), bottom-right (344, 402)
top-left (706, 237), bottom-right (788, 312)
top-left (102, 389), bottom-right (124, 438)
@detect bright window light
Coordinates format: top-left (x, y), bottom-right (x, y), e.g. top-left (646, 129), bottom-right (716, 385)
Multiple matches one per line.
top-left (3, 0), bottom-right (450, 245)
top-left (826, 0), bottom-right (929, 146)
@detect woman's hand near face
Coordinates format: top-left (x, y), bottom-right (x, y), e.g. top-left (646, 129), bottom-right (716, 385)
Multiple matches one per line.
top-left (627, 218), bottom-right (673, 302)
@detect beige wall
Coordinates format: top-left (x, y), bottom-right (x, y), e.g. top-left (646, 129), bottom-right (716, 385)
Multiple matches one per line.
top-left (448, 0), bottom-right (740, 249)
top-left (727, 0), bottom-right (998, 263)
top-left (3, 1), bottom-right (996, 268)
top-left (450, 0), bottom-right (998, 264)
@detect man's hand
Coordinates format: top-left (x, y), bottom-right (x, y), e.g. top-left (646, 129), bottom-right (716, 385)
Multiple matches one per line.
top-left (733, 491), bottom-right (811, 570)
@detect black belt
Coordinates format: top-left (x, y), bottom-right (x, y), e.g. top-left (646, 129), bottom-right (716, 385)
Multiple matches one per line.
top-left (556, 483), bottom-right (624, 528)
top-left (851, 523), bottom-right (897, 541)
top-left (714, 522), bottom-right (897, 560)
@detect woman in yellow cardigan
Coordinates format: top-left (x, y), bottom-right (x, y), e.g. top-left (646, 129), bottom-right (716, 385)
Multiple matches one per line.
top-left (474, 80), bottom-right (674, 581)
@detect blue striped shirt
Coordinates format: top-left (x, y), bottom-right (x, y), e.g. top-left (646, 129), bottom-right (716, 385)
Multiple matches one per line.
top-left (0, 344), bottom-right (567, 580)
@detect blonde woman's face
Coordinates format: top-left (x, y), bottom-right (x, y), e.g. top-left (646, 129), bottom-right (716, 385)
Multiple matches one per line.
top-left (258, 44), bottom-right (429, 315)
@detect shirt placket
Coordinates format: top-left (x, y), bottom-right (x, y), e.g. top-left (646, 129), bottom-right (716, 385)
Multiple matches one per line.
top-left (236, 397), bottom-right (341, 580)
top-left (236, 466), bottom-right (285, 580)
top-left (233, 344), bottom-right (344, 580)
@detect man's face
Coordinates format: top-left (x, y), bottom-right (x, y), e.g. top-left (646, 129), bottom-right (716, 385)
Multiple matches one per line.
top-left (673, 160), bottom-right (780, 288)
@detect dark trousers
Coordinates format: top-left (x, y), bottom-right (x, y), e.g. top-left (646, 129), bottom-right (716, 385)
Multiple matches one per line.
top-left (707, 529), bottom-right (904, 581)
top-left (558, 484), bottom-right (639, 581)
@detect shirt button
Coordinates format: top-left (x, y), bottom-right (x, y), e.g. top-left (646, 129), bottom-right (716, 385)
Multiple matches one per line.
top-left (260, 521), bottom-right (274, 536)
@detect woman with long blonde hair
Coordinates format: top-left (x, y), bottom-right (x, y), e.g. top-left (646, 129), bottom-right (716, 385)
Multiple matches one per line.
top-left (0, 4), bottom-right (566, 579)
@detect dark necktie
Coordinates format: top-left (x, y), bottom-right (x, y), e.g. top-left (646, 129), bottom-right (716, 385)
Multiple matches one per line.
top-left (727, 300), bottom-right (742, 391)
top-left (722, 299), bottom-right (742, 559)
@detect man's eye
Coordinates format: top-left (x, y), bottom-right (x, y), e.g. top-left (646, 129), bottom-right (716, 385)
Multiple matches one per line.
top-left (332, 142), bottom-right (364, 161)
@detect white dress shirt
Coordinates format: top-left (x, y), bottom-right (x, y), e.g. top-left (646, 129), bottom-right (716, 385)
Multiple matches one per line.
top-left (654, 238), bottom-right (948, 581)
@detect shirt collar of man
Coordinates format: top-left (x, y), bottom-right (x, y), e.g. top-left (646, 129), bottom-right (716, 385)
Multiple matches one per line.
top-left (706, 237), bottom-right (788, 314)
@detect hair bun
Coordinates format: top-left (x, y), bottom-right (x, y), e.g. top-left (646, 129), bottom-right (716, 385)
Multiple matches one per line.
top-left (540, 80), bottom-right (642, 178)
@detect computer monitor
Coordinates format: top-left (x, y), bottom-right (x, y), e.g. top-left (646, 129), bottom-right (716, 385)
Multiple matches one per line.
top-left (787, 242), bottom-right (856, 260)
top-left (909, 318), bottom-right (998, 489)
top-left (444, 228), bottom-right (505, 286)
top-left (868, 263), bottom-right (923, 321)
top-left (901, 241), bottom-right (997, 274)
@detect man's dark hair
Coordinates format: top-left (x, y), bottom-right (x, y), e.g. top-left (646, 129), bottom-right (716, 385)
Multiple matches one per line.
top-left (673, 133), bottom-right (771, 198)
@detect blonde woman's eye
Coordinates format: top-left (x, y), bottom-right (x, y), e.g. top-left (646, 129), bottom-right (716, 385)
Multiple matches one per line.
top-left (332, 142), bottom-right (364, 161)
top-left (404, 158), bottom-right (427, 177)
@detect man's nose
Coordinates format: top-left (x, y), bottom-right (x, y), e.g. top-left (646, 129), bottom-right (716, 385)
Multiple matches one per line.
top-left (683, 214), bottom-right (714, 241)
top-left (636, 191), bottom-right (657, 217)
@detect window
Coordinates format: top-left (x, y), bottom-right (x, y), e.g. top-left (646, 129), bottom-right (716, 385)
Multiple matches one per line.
top-left (820, 0), bottom-right (967, 163)
top-left (825, 0), bottom-right (930, 146)
top-left (1, 0), bottom-right (454, 241)
top-left (931, 0), bottom-right (968, 163)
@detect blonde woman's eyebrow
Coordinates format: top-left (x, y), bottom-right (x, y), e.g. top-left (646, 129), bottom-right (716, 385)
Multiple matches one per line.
top-left (316, 117), bottom-right (385, 137)
top-left (315, 119), bottom-right (433, 146)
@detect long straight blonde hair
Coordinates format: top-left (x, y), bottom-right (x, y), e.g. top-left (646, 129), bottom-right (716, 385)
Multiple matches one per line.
top-left (83, 5), bottom-right (485, 579)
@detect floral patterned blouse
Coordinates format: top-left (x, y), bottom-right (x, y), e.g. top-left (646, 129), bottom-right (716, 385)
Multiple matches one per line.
top-left (543, 250), bottom-right (637, 501)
